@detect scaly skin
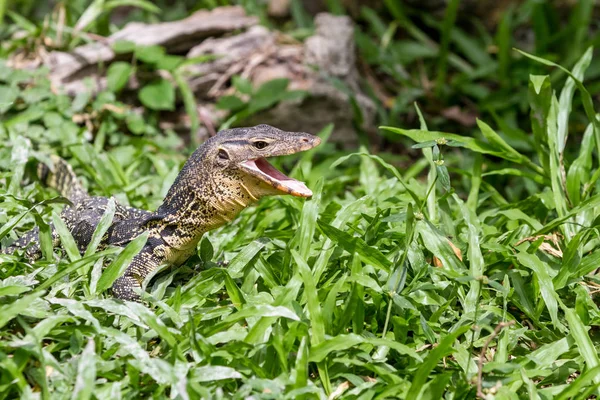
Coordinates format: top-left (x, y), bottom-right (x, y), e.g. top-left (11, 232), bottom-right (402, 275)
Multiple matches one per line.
top-left (3, 125), bottom-right (320, 301)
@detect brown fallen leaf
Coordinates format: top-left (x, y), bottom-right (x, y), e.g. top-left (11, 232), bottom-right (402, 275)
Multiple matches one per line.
top-left (433, 238), bottom-right (463, 267)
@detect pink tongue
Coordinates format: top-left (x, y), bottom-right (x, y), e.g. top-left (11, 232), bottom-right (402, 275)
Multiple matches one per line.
top-left (252, 158), bottom-right (313, 197)
top-left (283, 179), bottom-right (312, 197)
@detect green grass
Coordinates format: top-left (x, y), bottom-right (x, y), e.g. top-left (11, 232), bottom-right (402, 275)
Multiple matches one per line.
top-left (2, 1), bottom-right (600, 399)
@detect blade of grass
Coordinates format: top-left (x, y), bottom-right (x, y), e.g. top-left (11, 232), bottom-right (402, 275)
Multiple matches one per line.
top-left (36, 248), bottom-right (119, 291)
top-left (515, 249), bottom-right (565, 332)
top-left (406, 324), bottom-right (470, 400)
top-left (517, 47), bottom-right (600, 163)
top-left (84, 198), bottom-right (115, 257)
top-left (71, 339), bottom-right (96, 400)
top-left (317, 220), bottom-right (391, 271)
top-left (96, 232), bottom-right (149, 294)
top-left (52, 212), bottom-right (81, 262)
top-left (292, 250), bottom-right (331, 395)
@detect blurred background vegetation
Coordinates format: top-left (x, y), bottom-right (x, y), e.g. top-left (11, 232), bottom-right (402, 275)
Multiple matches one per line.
top-left (3, 0), bottom-right (598, 141)
top-left (2, 0), bottom-right (599, 205)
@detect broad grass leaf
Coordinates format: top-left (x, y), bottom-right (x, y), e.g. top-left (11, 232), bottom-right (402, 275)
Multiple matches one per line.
top-left (104, 0), bottom-right (160, 14)
top-left (508, 270), bottom-right (537, 323)
top-left (293, 336), bottom-right (309, 389)
top-left (216, 95), bottom-right (245, 111)
top-left (309, 333), bottom-right (422, 363)
top-left (317, 221), bottom-right (391, 271)
top-left (309, 334), bottom-right (364, 362)
top-left (173, 69), bottom-right (199, 143)
top-left (135, 45), bottom-right (165, 64)
top-left (406, 325), bottom-right (470, 400)
top-left (359, 145), bottom-right (380, 195)
top-left (436, 163), bottom-right (451, 192)
top-left (557, 45), bottom-right (592, 154)
top-left (72, 339), bottom-right (96, 400)
top-left (476, 119), bottom-right (526, 164)
top-left (190, 366), bottom-right (242, 382)
top-left (554, 365), bottom-right (600, 400)
top-left (199, 237), bottom-right (214, 262)
top-left (122, 301), bottom-right (178, 347)
top-left (207, 305), bottom-right (299, 338)
top-left (0, 292), bottom-right (43, 329)
top-left (100, 326), bottom-right (172, 384)
top-left (73, 0), bottom-right (104, 32)
top-left (247, 78), bottom-right (290, 113)
top-left (545, 94), bottom-right (574, 239)
top-left (223, 272), bottom-right (245, 309)
top-left (381, 126), bottom-right (535, 169)
top-left (84, 198), bottom-right (115, 257)
top-left (52, 212), bottom-right (80, 262)
top-left (494, 209), bottom-right (543, 231)
top-left (515, 250), bottom-right (565, 332)
top-left (566, 123), bottom-right (594, 206)
top-left (453, 194), bottom-right (483, 314)
top-left (292, 249), bottom-right (332, 393)
top-left (96, 232), bottom-right (149, 294)
top-left (519, 48), bottom-right (600, 165)
top-left (482, 166), bottom-right (546, 186)
top-left (8, 315), bottom-right (72, 348)
top-left (0, 276), bottom-right (35, 297)
top-left (292, 249), bottom-right (325, 344)
top-left (536, 192), bottom-right (600, 235)
top-left (8, 135), bottom-right (29, 195)
top-left (232, 75), bottom-right (252, 95)
top-left (227, 237), bottom-right (268, 278)
top-left (313, 196), bottom-right (369, 282)
top-left (293, 178), bottom-right (322, 259)
top-left (562, 304), bottom-right (600, 373)
top-left (332, 152), bottom-right (422, 207)
top-left (33, 215), bottom-right (54, 262)
top-left (526, 338), bottom-right (570, 367)
top-left (227, 305), bottom-right (299, 323)
top-left (573, 249), bottom-right (600, 277)
top-left (36, 248), bottom-right (119, 291)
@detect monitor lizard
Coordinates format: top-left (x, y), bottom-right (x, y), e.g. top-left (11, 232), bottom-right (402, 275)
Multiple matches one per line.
top-left (2, 124), bottom-right (320, 301)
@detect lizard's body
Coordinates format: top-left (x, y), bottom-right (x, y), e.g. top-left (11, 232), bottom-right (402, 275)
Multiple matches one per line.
top-left (3, 125), bottom-right (320, 300)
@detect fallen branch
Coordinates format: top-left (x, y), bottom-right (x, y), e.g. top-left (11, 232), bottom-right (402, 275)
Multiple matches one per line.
top-left (45, 6), bottom-right (257, 94)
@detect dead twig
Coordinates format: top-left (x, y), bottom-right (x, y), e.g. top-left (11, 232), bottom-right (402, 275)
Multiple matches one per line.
top-left (476, 320), bottom-right (515, 399)
top-left (514, 233), bottom-right (563, 258)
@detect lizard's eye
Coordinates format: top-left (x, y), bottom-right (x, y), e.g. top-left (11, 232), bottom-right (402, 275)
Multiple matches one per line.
top-left (218, 149), bottom-right (229, 160)
top-left (254, 141), bottom-right (268, 150)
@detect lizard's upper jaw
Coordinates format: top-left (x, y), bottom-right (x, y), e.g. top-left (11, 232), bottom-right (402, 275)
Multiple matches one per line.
top-left (240, 158), bottom-right (313, 197)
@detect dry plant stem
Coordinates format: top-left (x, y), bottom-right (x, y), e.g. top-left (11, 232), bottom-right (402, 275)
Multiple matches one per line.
top-left (476, 320), bottom-right (515, 399)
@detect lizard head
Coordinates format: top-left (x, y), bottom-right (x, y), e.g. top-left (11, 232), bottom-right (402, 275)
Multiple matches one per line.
top-left (209, 124), bottom-right (321, 198)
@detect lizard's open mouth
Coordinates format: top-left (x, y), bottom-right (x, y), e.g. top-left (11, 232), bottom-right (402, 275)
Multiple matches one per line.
top-left (240, 158), bottom-right (312, 197)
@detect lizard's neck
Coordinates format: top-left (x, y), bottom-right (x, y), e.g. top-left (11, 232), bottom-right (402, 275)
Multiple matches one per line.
top-left (153, 169), bottom-right (260, 250)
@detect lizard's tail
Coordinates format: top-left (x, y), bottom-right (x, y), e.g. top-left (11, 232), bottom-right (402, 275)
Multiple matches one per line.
top-left (37, 155), bottom-right (88, 203)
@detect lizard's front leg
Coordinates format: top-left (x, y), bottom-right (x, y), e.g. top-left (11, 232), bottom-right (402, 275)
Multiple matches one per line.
top-left (111, 245), bottom-right (164, 301)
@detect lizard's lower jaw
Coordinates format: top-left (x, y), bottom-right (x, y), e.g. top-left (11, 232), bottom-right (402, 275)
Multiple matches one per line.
top-left (240, 158), bottom-right (313, 198)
